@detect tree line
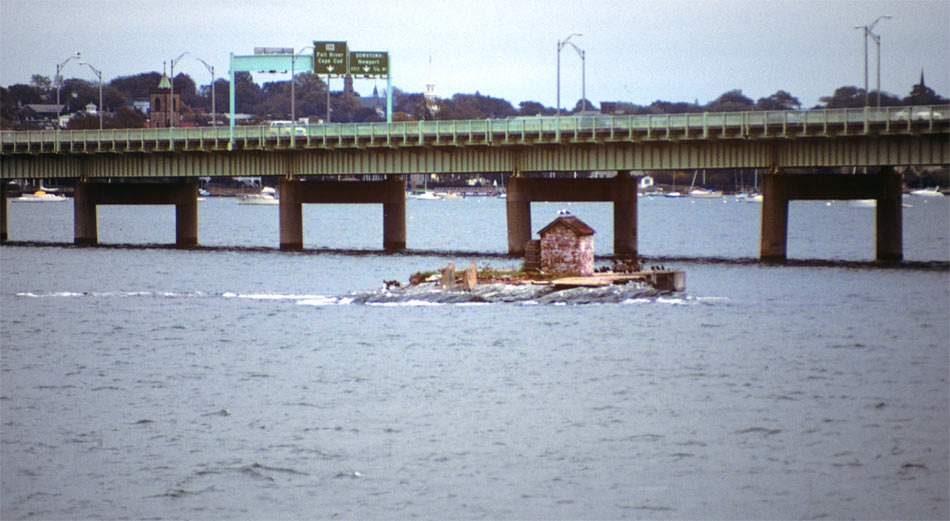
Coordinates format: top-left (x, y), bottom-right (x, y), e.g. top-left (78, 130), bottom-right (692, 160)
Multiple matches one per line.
top-left (2, 68), bottom-right (947, 130)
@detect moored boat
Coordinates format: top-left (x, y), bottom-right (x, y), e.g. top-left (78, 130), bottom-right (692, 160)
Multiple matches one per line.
top-left (909, 187), bottom-right (944, 197)
top-left (12, 190), bottom-right (67, 202)
top-left (237, 186), bottom-right (278, 205)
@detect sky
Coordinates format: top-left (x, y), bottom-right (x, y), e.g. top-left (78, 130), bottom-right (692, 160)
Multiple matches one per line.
top-left (1, 0), bottom-right (948, 110)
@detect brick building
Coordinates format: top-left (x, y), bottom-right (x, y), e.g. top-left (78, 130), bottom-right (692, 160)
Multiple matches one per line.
top-left (538, 214), bottom-right (595, 276)
top-left (149, 74), bottom-right (180, 128)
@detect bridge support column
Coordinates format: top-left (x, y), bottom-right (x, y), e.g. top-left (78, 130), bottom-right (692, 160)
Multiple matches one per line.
top-left (175, 182), bottom-right (199, 248)
top-left (613, 171), bottom-right (638, 258)
top-left (73, 180), bottom-right (198, 247)
top-left (279, 179), bottom-right (303, 251)
top-left (759, 170), bottom-right (903, 262)
top-left (759, 174), bottom-right (789, 262)
top-left (876, 170), bottom-right (902, 262)
top-left (1, 183), bottom-right (7, 244)
top-left (382, 175), bottom-right (406, 251)
top-left (506, 176), bottom-right (531, 256)
top-left (74, 182), bottom-right (98, 246)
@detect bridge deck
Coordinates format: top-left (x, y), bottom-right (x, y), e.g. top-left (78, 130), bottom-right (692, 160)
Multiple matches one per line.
top-left (2, 105), bottom-right (947, 156)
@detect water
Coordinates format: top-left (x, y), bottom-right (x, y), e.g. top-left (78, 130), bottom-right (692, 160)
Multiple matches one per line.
top-left (2, 195), bottom-right (948, 520)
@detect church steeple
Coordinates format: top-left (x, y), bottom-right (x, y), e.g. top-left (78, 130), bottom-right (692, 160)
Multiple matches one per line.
top-left (919, 69), bottom-right (926, 88)
top-left (150, 69), bottom-right (180, 128)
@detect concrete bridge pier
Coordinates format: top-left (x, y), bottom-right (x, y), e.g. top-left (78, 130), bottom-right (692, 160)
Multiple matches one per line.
top-left (759, 174), bottom-right (790, 262)
top-left (382, 175), bottom-right (407, 251)
top-left (505, 172), bottom-right (638, 257)
top-left (1, 183), bottom-right (8, 243)
top-left (279, 176), bottom-right (406, 252)
top-left (74, 180), bottom-right (198, 247)
top-left (760, 170), bottom-right (903, 262)
top-left (505, 177), bottom-right (532, 255)
top-left (279, 179), bottom-right (304, 251)
top-left (612, 171), bottom-right (638, 259)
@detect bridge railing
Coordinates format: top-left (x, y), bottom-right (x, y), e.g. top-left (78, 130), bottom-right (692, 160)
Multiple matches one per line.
top-left (2, 105), bottom-right (947, 151)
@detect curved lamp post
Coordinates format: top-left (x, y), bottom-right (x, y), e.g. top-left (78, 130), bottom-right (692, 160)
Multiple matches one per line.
top-left (169, 51), bottom-right (188, 128)
top-left (854, 15), bottom-right (891, 107)
top-left (196, 58), bottom-right (216, 127)
top-left (557, 34), bottom-right (586, 115)
top-left (55, 52), bottom-right (82, 128)
top-left (79, 61), bottom-right (103, 129)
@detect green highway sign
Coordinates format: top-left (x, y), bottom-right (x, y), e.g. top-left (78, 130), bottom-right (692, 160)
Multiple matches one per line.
top-left (313, 41), bottom-right (348, 75)
top-left (350, 51), bottom-right (389, 77)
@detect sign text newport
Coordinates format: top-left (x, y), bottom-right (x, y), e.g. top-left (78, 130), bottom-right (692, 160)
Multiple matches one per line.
top-left (313, 41), bottom-right (348, 75)
top-left (350, 51), bottom-right (389, 77)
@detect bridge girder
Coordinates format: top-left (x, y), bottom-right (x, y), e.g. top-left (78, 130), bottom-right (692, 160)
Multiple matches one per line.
top-left (2, 133), bottom-right (947, 180)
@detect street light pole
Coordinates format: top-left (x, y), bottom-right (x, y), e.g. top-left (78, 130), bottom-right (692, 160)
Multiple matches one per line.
top-left (196, 58), bottom-right (216, 127)
top-left (169, 51), bottom-right (188, 128)
top-left (55, 52), bottom-right (81, 128)
top-left (854, 15), bottom-right (890, 107)
top-left (80, 62), bottom-right (103, 129)
top-left (872, 31), bottom-right (883, 107)
top-left (292, 46), bottom-right (314, 127)
top-left (557, 33), bottom-right (582, 116)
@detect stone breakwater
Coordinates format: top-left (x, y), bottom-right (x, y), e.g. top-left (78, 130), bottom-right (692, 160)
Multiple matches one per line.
top-left (354, 261), bottom-right (684, 305)
top-left (350, 279), bottom-right (670, 305)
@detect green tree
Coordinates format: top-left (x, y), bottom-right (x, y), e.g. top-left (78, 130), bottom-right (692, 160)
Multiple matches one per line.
top-left (30, 74), bottom-right (52, 97)
top-left (706, 89), bottom-right (754, 112)
top-left (518, 101), bottom-right (555, 116)
top-left (754, 90), bottom-right (801, 110)
top-left (818, 86), bottom-right (865, 108)
top-left (571, 98), bottom-right (596, 113)
top-left (233, 71), bottom-right (263, 113)
top-left (108, 106), bottom-right (146, 128)
top-left (903, 74), bottom-right (949, 105)
top-left (65, 113), bottom-right (100, 129)
top-left (109, 72), bottom-right (163, 100)
top-left (647, 100), bottom-right (700, 114)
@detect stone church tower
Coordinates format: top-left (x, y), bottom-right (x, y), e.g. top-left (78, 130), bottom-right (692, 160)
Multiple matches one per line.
top-left (149, 74), bottom-right (180, 128)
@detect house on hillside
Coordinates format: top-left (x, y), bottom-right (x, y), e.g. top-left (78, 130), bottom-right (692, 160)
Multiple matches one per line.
top-left (21, 104), bottom-right (64, 129)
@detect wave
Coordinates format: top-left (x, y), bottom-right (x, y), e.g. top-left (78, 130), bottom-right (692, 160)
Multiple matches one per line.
top-left (14, 285), bottom-right (728, 306)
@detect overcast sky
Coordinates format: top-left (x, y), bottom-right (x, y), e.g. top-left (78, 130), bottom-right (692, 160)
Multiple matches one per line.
top-left (1, 0), bottom-right (947, 109)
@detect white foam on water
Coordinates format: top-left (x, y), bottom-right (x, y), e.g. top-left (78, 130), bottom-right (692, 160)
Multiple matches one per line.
top-left (297, 296), bottom-right (343, 306)
top-left (366, 300), bottom-right (443, 307)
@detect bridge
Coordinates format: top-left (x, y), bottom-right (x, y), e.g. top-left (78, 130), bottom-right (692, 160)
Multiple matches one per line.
top-left (2, 105), bottom-right (948, 261)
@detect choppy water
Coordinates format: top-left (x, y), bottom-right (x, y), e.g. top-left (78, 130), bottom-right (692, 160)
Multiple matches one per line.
top-left (2, 195), bottom-right (948, 520)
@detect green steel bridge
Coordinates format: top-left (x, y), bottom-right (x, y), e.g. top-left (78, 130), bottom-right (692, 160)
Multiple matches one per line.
top-left (2, 105), bottom-right (948, 179)
top-left (2, 106), bottom-right (947, 261)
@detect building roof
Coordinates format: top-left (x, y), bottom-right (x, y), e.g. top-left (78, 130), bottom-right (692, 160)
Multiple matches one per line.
top-left (538, 215), bottom-right (596, 237)
top-left (24, 104), bottom-right (64, 115)
top-left (157, 74), bottom-right (171, 90)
